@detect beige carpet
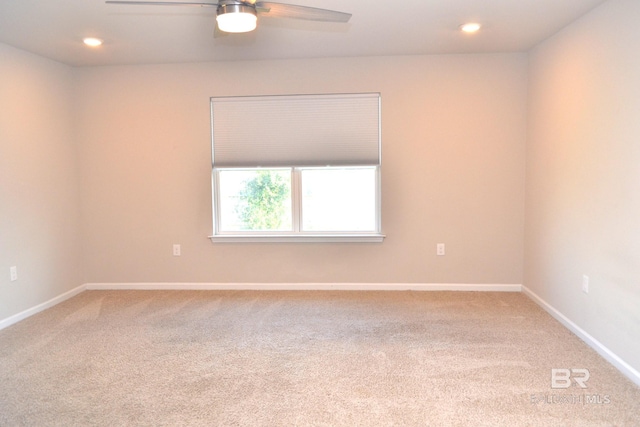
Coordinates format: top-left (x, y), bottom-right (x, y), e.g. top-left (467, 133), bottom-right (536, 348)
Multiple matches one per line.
top-left (0, 290), bottom-right (638, 426)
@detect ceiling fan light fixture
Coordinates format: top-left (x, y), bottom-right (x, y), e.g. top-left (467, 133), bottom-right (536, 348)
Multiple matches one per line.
top-left (216, 4), bottom-right (257, 33)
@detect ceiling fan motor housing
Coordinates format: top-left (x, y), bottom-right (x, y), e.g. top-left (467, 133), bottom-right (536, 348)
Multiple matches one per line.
top-left (217, 1), bottom-right (257, 17)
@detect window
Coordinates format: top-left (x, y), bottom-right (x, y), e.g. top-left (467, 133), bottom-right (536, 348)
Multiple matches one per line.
top-left (210, 93), bottom-right (383, 242)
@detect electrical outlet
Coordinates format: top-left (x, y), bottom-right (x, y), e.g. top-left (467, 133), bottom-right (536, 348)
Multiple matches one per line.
top-left (437, 243), bottom-right (445, 256)
top-left (582, 275), bottom-right (589, 294)
top-left (10, 266), bottom-right (17, 282)
top-left (173, 244), bottom-right (181, 256)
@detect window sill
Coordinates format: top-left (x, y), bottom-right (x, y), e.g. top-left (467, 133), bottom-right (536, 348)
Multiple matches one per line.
top-left (209, 234), bottom-right (385, 243)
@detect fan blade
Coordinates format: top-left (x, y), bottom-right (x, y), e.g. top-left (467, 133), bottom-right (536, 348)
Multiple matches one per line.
top-left (255, 2), bottom-right (351, 22)
top-left (105, 1), bottom-right (218, 7)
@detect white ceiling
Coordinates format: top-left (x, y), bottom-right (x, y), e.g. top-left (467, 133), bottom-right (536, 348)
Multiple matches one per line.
top-left (0, 0), bottom-right (606, 67)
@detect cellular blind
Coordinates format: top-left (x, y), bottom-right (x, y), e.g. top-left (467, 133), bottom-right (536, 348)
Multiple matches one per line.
top-left (211, 93), bottom-right (380, 167)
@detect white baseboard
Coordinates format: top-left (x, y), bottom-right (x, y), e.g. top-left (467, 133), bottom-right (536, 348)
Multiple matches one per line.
top-left (0, 284), bottom-right (85, 331)
top-left (522, 285), bottom-right (640, 388)
top-left (84, 282), bottom-right (522, 292)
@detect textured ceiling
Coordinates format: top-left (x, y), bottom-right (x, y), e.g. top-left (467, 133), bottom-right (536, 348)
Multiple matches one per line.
top-left (0, 0), bottom-right (607, 66)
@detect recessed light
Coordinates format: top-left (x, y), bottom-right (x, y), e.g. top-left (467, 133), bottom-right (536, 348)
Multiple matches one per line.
top-left (83, 37), bottom-right (103, 47)
top-left (460, 23), bottom-right (481, 34)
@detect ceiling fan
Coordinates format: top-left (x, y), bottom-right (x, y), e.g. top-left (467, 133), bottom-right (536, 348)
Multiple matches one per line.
top-left (105, 0), bottom-right (352, 34)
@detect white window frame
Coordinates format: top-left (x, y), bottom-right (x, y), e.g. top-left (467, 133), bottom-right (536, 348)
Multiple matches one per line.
top-left (209, 93), bottom-right (384, 243)
top-left (210, 166), bottom-right (384, 243)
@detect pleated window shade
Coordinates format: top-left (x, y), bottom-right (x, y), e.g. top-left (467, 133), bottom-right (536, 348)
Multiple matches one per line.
top-left (211, 93), bottom-right (381, 167)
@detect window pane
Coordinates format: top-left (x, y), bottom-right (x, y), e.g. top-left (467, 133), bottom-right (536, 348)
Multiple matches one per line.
top-left (301, 167), bottom-right (377, 232)
top-left (218, 169), bottom-right (292, 232)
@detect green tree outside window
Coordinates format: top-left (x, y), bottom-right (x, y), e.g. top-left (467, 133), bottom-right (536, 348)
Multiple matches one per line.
top-left (235, 170), bottom-right (290, 230)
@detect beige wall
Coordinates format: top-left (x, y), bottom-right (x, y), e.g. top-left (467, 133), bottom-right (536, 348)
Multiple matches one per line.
top-left (526, 0), bottom-right (640, 371)
top-left (0, 43), bottom-right (82, 320)
top-left (75, 54), bottom-right (527, 284)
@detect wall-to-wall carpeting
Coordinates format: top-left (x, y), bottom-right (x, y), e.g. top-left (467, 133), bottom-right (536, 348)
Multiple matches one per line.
top-left (0, 291), bottom-right (638, 425)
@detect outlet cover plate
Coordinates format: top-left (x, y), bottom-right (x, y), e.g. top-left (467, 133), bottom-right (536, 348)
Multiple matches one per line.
top-left (582, 275), bottom-right (589, 294)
